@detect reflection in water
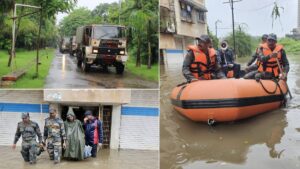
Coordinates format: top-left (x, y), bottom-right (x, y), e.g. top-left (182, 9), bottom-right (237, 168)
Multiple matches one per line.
top-left (160, 53), bottom-right (300, 169)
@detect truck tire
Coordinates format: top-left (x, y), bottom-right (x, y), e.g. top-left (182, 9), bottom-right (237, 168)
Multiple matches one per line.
top-left (76, 51), bottom-right (83, 67)
top-left (116, 63), bottom-right (125, 74)
top-left (77, 58), bottom-right (82, 68)
top-left (82, 59), bottom-right (91, 72)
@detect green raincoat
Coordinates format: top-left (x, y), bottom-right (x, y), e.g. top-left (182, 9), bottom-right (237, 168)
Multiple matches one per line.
top-left (64, 108), bottom-right (85, 160)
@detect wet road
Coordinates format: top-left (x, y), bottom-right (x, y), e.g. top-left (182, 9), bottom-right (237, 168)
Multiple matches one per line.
top-left (0, 146), bottom-right (158, 169)
top-left (160, 53), bottom-right (300, 169)
top-left (44, 51), bottom-right (158, 88)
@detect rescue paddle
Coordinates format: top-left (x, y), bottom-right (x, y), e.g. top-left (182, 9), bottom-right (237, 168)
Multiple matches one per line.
top-left (275, 57), bottom-right (292, 99)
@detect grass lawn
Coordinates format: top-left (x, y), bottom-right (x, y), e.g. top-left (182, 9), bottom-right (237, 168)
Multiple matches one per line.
top-left (0, 48), bottom-right (55, 88)
top-left (125, 59), bottom-right (159, 82)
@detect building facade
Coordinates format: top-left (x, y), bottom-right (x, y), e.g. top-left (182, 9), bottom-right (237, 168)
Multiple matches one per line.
top-left (286, 0), bottom-right (300, 39)
top-left (0, 89), bottom-right (159, 151)
top-left (160, 0), bottom-right (208, 53)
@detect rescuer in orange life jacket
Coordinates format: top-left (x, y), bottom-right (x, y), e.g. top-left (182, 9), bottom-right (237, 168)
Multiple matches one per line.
top-left (243, 34), bottom-right (268, 79)
top-left (254, 33), bottom-right (290, 81)
top-left (182, 35), bottom-right (226, 82)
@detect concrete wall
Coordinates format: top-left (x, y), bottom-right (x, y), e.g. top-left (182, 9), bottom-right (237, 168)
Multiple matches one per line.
top-left (174, 0), bottom-right (207, 38)
top-left (44, 89), bottom-right (131, 104)
top-left (160, 0), bottom-right (207, 50)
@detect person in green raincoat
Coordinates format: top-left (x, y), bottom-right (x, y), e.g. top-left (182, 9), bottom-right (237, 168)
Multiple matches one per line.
top-left (64, 108), bottom-right (85, 160)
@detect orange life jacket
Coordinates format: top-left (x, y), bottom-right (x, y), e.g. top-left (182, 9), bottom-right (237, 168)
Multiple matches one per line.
top-left (257, 44), bottom-right (283, 77)
top-left (188, 45), bottom-right (216, 80)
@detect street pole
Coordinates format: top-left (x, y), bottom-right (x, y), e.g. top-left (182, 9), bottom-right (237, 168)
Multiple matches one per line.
top-left (10, 4), bottom-right (17, 70)
top-left (119, 0), bottom-right (121, 24)
top-left (223, 0), bottom-right (241, 53)
top-left (215, 20), bottom-right (221, 39)
top-left (35, 8), bottom-right (42, 78)
top-left (9, 3), bottom-right (41, 75)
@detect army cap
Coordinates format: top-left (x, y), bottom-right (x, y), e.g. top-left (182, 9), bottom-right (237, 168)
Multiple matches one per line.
top-left (196, 35), bottom-right (212, 44)
top-left (49, 108), bottom-right (56, 113)
top-left (21, 112), bottom-right (29, 119)
top-left (262, 34), bottom-right (268, 40)
top-left (267, 33), bottom-right (277, 41)
top-left (84, 110), bottom-right (92, 116)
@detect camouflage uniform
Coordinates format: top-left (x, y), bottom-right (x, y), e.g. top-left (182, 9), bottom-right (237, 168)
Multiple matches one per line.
top-left (14, 121), bottom-right (42, 163)
top-left (44, 117), bottom-right (66, 163)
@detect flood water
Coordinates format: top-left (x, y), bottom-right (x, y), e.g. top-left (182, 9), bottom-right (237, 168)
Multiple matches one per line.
top-left (160, 52), bottom-right (300, 169)
top-left (0, 146), bottom-right (158, 169)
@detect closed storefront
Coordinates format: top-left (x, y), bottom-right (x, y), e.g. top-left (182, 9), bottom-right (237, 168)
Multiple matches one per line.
top-left (0, 89), bottom-right (159, 151)
top-left (0, 90), bottom-right (48, 145)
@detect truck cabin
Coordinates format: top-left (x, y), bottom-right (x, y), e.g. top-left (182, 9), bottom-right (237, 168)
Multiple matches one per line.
top-left (83, 25), bottom-right (126, 46)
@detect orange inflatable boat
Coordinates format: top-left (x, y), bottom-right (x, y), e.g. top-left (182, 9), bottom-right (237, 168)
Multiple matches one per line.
top-left (170, 79), bottom-right (288, 124)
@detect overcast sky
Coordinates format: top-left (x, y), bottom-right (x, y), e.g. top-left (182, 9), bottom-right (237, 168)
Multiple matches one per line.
top-left (206, 0), bottom-right (298, 38)
top-left (56, 0), bottom-right (118, 24)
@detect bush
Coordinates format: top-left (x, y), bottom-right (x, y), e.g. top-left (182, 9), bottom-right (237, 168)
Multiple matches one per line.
top-left (278, 38), bottom-right (300, 54)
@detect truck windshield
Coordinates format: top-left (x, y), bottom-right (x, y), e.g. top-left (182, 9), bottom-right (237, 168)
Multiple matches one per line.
top-left (93, 26), bottom-right (126, 39)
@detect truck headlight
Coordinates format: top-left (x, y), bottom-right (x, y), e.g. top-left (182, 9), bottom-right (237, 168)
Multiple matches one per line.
top-left (120, 50), bottom-right (125, 55)
top-left (93, 49), bottom-right (98, 53)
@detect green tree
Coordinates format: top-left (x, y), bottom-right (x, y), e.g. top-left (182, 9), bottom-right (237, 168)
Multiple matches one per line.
top-left (121, 0), bottom-right (158, 67)
top-left (59, 7), bottom-right (94, 36)
top-left (92, 3), bottom-right (119, 24)
top-left (225, 26), bottom-right (253, 57)
top-left (208, 27), bottom-right (219, 49)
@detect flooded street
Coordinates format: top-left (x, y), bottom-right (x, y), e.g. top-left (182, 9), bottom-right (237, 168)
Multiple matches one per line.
top-left (44, 50), bottom-right (158, 88)
top-left (0, 146), bottom-right (158, 169)
top-left (160, 52), bottom-right (300, 169)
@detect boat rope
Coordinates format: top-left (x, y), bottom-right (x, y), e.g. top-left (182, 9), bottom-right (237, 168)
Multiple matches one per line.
top-left (259, 79), bottom-right (286, 107)
top-left (176, 85), bottom-right (187, 100)
top-left (273, 79), bottom-right (287, 107)
top-left (259, 79), bottom-right (278, 95)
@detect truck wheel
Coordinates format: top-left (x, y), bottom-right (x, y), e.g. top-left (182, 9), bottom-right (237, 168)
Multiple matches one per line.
top-left (82, 59), bottom-right (90, 72)
top-left (116, 63), bottom-right (125, 74)
top-left (77, 59), bottom-right (82, 68)
top-left (76, 52), bottom-right (83, 67)
top-left (103, 65), bottom-right (109, 72)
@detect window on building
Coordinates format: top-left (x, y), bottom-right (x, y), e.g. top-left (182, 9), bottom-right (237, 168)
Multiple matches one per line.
top-left (180, 2), bottom-right (193, 23)
top-left (197, 10), bottom-right (206, 23)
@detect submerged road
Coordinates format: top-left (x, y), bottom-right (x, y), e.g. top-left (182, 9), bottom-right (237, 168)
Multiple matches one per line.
top-left (44, 50), bottom-right (158, 88)
top-left (160, 52), bottom-right (300, 169)
top-left (0, 146), bottom-right (158, 169)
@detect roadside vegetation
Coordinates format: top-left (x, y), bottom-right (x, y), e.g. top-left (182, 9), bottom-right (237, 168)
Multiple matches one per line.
top-left (0, 0), bottom-right (75, 87)
top-left (0, 48), bottom-right (55, 88)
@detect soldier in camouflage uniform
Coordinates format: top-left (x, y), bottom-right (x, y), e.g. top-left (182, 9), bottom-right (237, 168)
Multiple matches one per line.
top-left (12, 113), bottom-right (43, 164)
top-left (44, 108), bottom-right (66, 164)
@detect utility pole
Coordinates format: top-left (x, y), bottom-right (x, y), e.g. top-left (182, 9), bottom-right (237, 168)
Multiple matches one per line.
top-left (10, 3), bottom-right (41, 75)
top-left (215, 20), bottom-right (221, 39)
top-left (119, 0), bottom-right (121, 24)
top-left (223, 0), bottom-right (242, 53)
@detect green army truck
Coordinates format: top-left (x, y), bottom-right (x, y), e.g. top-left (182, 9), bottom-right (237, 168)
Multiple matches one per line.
top-left (75, 25), bottom-right (128, 74)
